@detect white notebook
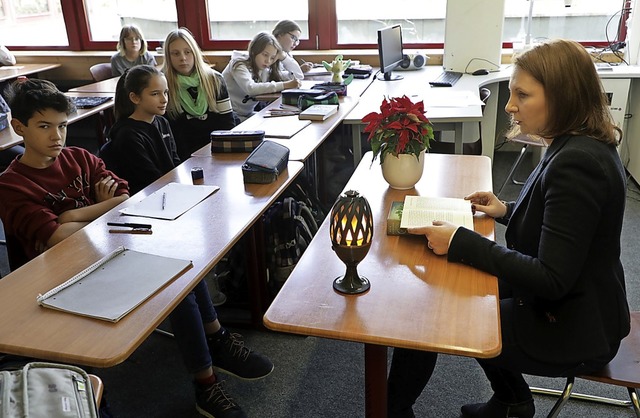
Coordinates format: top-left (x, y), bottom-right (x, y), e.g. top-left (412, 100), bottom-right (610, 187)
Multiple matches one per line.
top-left (36, 247), bottom-right (192, 322)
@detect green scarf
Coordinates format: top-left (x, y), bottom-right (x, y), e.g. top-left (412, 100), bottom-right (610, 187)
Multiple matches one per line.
top-left (177, 73), bottom-right (208, 116)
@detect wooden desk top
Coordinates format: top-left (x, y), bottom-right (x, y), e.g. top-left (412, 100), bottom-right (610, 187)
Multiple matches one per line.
top-left (264, 152), bottom-right (501, 358)
top-left (68, 76), bottom-right (120, 93)
top-left (0, 155), bottom-right (303, 367)
top-left (192, 95), bottom-right (360, 162)
top-left (0, 63), bottom-right (61, 82)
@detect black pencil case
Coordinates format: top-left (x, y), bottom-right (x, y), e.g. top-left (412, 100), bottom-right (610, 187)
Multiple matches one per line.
top-left (281, 89), bottom-right (325, 106)
top-left (242, 141), bottom-right (290, 184)
top-left (210, 130), bottom-right (265, 153)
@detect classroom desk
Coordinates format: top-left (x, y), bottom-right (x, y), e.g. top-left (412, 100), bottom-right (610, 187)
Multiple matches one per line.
top-left (0, 63), bottom-right (61, 82)
top-left (0, 155), bottom-right (303, 367)
top-left (264, 151), bottom-right (500, 418)
top-left (191, 76), bottom-right (373, 162)
top-left (68, 76), bottom-right (120, 93)
top-left (343, 66), bottom-right (498, 165)
top-left (0, 92), bottom-right (115, 151)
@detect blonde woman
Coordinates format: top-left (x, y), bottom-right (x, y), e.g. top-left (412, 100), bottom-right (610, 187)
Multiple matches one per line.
top-left (162, 27), bottom-right (236, 160)
top-left (110, 24), bottom-right (156, 76)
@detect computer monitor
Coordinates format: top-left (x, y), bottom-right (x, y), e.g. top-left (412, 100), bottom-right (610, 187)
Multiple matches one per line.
top-left (377, 25), bottom-right (404, 81)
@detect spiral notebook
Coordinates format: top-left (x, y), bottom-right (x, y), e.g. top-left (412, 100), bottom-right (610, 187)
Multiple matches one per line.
top-left (36, 247), bottom-right (192, 322)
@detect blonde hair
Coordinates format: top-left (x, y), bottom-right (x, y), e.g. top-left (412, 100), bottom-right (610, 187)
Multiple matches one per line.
top-left (116, 24), bottom-right (148, 56)
top-left (509, 39), bottom-right (621, 145)
top-left (162, 27), bottom-right (223, 119)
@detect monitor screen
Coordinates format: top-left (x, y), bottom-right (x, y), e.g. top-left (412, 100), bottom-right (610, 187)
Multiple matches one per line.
top-left (377, 25), bottom-right (404, 81)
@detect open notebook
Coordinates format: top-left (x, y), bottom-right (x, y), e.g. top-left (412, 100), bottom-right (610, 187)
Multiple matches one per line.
top-left (36, 247), bottom-right (192, 322)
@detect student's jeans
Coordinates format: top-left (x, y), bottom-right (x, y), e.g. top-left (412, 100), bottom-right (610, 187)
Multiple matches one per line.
top-left (168, 279), bottom-right (218, 374)
top-left (388, 298), bottom-right (618, 415)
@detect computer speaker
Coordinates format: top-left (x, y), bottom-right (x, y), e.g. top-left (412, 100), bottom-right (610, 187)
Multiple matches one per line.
top-left (398, 52), bottom-right (429, 71)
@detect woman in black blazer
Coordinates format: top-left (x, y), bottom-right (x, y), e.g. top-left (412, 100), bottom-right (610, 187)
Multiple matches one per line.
top-left (388, 39), bottom-right (631, 418)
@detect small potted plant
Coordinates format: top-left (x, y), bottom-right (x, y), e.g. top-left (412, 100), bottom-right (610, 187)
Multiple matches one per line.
top-left (362, 95), bottom-right (434, 189)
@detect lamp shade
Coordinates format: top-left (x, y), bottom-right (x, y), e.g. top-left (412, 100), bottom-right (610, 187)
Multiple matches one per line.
top-left (329, 190), bottom-right (374, 294)
top-left (329, 190), bottom-right (373, 247)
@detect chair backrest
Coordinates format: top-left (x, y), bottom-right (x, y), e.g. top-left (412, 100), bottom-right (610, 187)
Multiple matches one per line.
top-left (89, 63), bottom-right (113, 82)
top-left (479, 87), bottom-right (491, 113)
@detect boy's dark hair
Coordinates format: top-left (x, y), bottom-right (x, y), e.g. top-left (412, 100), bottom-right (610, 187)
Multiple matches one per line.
top-left (114, 64), bottom-right (163, 121)
top-left (5, 78), bottom-right (74, 125)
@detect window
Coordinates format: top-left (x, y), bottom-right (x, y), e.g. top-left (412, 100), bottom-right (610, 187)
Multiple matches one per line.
top-left (84, 0), bottom-right (178, 43)
top-left (335, 0), bottom-right (446, 46)
top-left (0, 0), bottom-right (629, 51)
top-left (334, 0), bottom-right (627, 48)
top-left (203, 0), bottom-right (309, 49)
top-left (1, 0), bottom-right (68, 47)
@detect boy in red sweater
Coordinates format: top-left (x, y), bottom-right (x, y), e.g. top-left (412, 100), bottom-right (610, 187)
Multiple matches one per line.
top-left (0, 79), bottom-right (129, 270)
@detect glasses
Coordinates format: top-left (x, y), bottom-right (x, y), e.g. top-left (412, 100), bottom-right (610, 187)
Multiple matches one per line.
top-left (288, 32), bottom-right (300, 44)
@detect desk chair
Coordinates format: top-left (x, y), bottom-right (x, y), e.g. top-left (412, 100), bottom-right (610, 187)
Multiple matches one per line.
top-left (89, 374), bottom-right (104, 407)
top-left (89, 63), bottom-right (113, 82)
top-left (496, 134), bottom-right (546, 197)
top-left (428, 87), bottom-right (491, 155)
top-left (532, 311), bottom-right (640, 417)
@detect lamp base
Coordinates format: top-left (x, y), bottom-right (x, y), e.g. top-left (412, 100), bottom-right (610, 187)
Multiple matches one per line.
top-left (333, 275), bottom-right (370, 295)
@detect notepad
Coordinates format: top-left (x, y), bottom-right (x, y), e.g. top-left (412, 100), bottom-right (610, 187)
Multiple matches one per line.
top-left (36, 247), bottom-right (192, 322)
top-left (119, 182), bottom-right (219, 220)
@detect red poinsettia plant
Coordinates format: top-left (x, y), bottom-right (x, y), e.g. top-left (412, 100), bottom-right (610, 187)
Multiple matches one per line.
top-left (362, 95), bottom-right (434, 163)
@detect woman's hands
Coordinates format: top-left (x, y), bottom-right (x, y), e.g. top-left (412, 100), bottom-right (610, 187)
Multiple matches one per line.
top-left (300, 62), bottom-right (313, 72)
top-left (408, 221), bottom-right (458, 255)
top-left (464, 191), bottom-right (507, 219)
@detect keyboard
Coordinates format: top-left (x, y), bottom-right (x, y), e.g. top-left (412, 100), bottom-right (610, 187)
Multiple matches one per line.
top-left (429, 71), bottom-right (463, 87)
top-left (71, 96), bottom-right (112, 109)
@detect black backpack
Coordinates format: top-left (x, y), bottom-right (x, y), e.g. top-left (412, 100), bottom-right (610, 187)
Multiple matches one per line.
top-left (264, 196), bottom-right (319, 295)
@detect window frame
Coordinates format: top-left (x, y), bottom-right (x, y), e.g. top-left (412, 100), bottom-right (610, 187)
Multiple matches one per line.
top-left (3, 0), bottom-right (628, 52)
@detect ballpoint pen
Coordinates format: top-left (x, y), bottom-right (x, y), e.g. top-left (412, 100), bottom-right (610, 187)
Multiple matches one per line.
top-left (107, 222), bottom-right (153, 229)
top-left (162, 192), bottom-right (166, 210)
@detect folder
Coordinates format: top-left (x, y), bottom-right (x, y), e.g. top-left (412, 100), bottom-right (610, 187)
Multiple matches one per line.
top-left (36, 247), bottom-right (192, 322)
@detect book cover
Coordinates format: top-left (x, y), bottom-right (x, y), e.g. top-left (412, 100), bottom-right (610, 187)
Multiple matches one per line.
top-left (298, 104), bottom-right (339, 121)
top-left (400, 196), bottom-right (474, 230)
top-left (387, 201), bottom-right (407, 236)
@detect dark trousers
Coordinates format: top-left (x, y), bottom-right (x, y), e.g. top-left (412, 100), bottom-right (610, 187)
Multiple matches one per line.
top-left (387, 298), bottom-right (619, 415)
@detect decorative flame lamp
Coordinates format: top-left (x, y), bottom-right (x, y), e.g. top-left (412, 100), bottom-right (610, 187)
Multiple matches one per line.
top-left (329, 190), bottom-right (374, 294)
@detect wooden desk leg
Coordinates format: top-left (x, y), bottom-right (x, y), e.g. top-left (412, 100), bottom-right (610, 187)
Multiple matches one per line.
top-left (245, 224), bottom-right (269, 329)
top-left (364, 343), bottom-right (388, 418)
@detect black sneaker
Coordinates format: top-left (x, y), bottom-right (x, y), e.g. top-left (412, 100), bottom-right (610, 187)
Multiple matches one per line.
top-left (208, 331), bottom-right (274, 380)
top-left (195, 381), bottom-right (246, 418)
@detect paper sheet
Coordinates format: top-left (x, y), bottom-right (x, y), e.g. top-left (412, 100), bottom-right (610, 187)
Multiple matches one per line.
top-left (119, 182), bottom-right (219, 220)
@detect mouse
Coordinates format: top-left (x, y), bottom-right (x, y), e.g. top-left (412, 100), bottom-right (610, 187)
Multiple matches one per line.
top-left (472, 69), bottom-right (489, 76)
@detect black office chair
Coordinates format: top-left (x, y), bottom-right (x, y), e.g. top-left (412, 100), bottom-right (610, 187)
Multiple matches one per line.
top-left (428, 87), bottom-right (491, 155)
top-left (496, 134), bottom-right (546, 197)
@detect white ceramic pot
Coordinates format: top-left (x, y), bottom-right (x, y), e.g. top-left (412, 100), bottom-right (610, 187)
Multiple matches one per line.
top-left (381, 150), bottom-right (425, 190)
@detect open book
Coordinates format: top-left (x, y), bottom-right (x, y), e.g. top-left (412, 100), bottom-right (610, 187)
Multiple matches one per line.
top-left (400, 196), bottom-right (474, 230)
top-left (36, 247), bottom-right (192, 322)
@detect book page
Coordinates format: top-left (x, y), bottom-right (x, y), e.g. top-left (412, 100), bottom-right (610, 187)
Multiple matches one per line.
top-left (400, 196), bottom-right (474, 230)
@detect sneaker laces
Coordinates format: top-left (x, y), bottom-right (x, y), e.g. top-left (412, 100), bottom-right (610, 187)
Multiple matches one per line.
top-left (203, 381), bottom-right (237, 412)
top-left (225, 333), bottom-right (251, 361)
